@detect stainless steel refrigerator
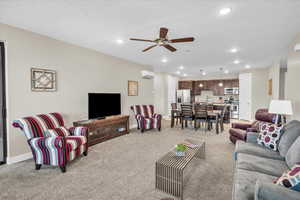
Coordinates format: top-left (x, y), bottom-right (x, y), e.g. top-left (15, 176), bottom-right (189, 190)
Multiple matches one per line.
top-left (176, 89), bottom-right (191, 104)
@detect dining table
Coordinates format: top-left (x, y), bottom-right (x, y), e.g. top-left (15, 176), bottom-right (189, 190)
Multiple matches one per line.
top-left (171, 109), bottom-right (223, 134)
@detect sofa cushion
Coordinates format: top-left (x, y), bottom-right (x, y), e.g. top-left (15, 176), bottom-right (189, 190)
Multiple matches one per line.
top-left (257, 123), bottom-right (284, 151)
top-left (278, 120), bottom-right (300, 157)
top-left (235, 141), bottom-right (284, 161)
top-left (275, 164), bottom-right (300, 192)
top-left (237, 153), bottom-right (288, 177)
top-left (285, 136), bottom-right (300, 169)
top-left (233, 168), bottom-right (277, 200)
top-left (43, 126), bottom-right (70, 137)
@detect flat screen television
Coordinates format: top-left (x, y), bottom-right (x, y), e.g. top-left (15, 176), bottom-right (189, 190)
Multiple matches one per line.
top-left (88, 93), bottom-right (121, 119)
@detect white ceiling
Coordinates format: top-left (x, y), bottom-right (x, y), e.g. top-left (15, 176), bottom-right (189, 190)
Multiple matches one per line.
top-left (1, 0), bottom-right (300, 77)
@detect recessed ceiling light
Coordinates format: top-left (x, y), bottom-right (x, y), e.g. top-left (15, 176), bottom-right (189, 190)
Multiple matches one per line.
top-left (219, 82), bottom-right (224, 87)
top-left (179, 65), bottom-right (184, 70)
top-left (245, 65), bottom-right (251, 69)
top-left (202, 71), bottom-right (206, 76)
top-left (224, 70), bottom-right (229, 74)
top-left (116, 39), bottom-right (124, 44)
top-left (230, 48), bottom-right (238, 53)
top-left (233, 60), bottom-right (240, 64)
top-left (176, 71), bottom-right (181, 75)
top-left (219, 7), bottom-right (232, 16)
top-left (183, 73), bottom-right (187, 77)
top-left (161, 58), bottom-right (168, 63)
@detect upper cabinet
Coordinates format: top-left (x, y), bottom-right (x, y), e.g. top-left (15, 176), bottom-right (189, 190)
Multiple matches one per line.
top-left (178, 81), bottom-right (193, 90)
top-left (178, 79), bottom-right (239, 96)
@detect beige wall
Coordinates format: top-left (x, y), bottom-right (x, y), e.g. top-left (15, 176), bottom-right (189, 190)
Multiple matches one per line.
top-left (0, 23), bottom-right (154, 159)
top-left (153, 73), bottom-right (178, 117)
top-left (153, 73), bottom-right (168, 116)
top-left (286, 33), bottom-right (300, 120)
top-left (251, 68), bottom-right (270, 119)
top-left (268, 63), bottom-right (281, 100)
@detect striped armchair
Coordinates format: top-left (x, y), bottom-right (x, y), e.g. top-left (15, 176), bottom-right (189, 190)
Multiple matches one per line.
top-left (130, 105), bottom-right (162, 132)
top-left (12, 113), bottom-right (88, 173)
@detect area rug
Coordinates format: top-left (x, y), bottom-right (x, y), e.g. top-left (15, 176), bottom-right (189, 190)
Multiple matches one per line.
top-left (0, 121), bottom-right (234, 200)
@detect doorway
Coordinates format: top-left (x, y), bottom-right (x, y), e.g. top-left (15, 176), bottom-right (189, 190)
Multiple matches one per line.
top-left (0, 42), bottom-right (7, 164)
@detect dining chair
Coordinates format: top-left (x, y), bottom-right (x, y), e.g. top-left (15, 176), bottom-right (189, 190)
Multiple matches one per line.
top-left (206, 104), bottom-right (214, 112)
top-left (199, 103), bottom-right (207, 111)
top-left (194, 104), bottom-right (208, 131)
top-left (171, 103), bottom-right (181, 126)
top-left (180, 104), bottom-right (194, 129)
top-left (219, 106), bottom-right (227, 132)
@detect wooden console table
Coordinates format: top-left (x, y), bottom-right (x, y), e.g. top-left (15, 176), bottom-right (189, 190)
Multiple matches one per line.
top-left (73, 115), bottom-right (129, 146)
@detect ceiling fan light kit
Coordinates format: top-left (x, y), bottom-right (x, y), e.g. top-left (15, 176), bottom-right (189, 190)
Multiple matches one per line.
top-left (130, 27), bottom-right (195, 52)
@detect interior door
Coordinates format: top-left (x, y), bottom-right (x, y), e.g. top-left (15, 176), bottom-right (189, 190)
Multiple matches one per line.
top-left (0, 42), bottom-right (6, 164)
top-left (239, 73), bottom-right (252, 121)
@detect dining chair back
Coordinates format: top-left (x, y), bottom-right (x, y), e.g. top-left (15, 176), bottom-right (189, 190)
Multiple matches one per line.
top-left (180, 104), bottom-right (194, 129)
top-left (199, 103), bottom-right (207, 111)
top-left (194, 104), bottom-right (208, 119)
top-left (171, 103), bottom-right (177, 110)
top-left (194, 104), bottom-right (209, 131)
top-left (181, 104), bottom-right (193, 117)
top-left (206, 105), bottom-right (214, 112)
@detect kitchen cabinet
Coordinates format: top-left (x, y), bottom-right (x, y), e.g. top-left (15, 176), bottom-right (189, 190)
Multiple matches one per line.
top-left (178, 81), bottom-right (193, 90)
top-left (178, 79), bottom-right (239, 101)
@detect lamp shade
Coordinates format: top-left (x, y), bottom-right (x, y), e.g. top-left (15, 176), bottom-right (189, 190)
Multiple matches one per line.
top-left (269, 100), bottom-right (293, 115)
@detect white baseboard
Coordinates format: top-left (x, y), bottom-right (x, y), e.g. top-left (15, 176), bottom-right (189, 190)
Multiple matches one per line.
top-left (130, 124), bottom-right (138, 129)
top-left (163, 115), bottom-right (171, 120)
top-left (7, 152), bottom-right (33, 165)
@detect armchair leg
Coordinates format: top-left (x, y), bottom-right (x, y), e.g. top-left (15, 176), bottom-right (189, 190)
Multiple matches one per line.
top-left (35, 164), bottom-right (42, 170)
top-left (141, 129), bottom-right (144, 133)
top-left (83, 151), bottom-right (88, 156)
top-left (60, 165), bottom-right (66, 173)
top-left (158, 127), bottom-right (161, 131)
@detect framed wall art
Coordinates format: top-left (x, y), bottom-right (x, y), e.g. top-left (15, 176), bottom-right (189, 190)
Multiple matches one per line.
top-left (128, 80), bottom-right (138, 96)
top-left (31, 68), bottom-right (57, 92)
top-left (268, 79), bottom-right (272, 96)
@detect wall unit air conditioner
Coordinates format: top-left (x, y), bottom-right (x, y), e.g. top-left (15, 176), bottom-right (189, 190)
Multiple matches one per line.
top-left (295, 43), bottom-right (300, 52)
top-left (141, 70), bottom-right (155, 79)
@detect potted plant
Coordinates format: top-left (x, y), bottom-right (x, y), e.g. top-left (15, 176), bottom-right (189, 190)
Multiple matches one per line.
top-left (175, 144), bottom-right (187, 157)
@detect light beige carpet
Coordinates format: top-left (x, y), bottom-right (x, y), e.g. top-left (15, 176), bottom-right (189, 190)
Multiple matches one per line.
top-left (0, 121), bottom-right (235, 200)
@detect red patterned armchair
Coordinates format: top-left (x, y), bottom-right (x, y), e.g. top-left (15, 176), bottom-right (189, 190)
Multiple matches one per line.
top-left (12, 113), bottom-right (88, 173)
top-left (229, 109), bottom-right (276, 144)
top-left (130, 105), bottom-right (162, 132)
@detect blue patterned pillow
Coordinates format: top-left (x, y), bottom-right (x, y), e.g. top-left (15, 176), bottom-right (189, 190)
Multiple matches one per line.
top-left (275, 164), bottom-right (300, 191)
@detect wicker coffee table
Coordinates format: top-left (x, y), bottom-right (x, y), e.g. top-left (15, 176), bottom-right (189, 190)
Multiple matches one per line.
top-left (155, 139), bottom-right (205, 200)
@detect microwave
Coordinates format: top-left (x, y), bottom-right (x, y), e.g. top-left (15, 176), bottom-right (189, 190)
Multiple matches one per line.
top-left (224, 88), bottom-right (239, 95)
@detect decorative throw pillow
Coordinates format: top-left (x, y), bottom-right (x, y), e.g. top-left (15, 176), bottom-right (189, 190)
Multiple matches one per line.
top-left (43, 127), bottom-right (70, 137)
top-left (257, 123), bottom-right (284, 151)
top-left (274, 164), bottom-right (300, 191)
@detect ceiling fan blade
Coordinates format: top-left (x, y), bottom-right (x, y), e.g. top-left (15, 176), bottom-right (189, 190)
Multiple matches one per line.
top-left (169, 37), bottom-right (194, 43)
top-left (130, 38), bottom-right (154, 42)
top-left (160, 27), bottom-right (168, 38)
top-left (142, 45), bottom-right (157, 52)
top-left (163, 44), bottom-right (177, 52)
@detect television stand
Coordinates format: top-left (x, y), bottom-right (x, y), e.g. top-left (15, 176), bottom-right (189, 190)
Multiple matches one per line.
top-left (73, 115), bottom-right (129, 146)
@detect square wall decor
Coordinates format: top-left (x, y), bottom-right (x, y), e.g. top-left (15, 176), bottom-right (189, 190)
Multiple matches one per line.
top-left (128, 80), bottom-right (138, 96)
top-left (31, 68), bottom-right (57, 92)
top-left (268, 79), bottom-right (272, 96)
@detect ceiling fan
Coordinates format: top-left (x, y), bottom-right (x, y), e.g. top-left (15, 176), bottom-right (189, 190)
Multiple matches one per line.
top-left (130, 27), bottom-right (195, 52)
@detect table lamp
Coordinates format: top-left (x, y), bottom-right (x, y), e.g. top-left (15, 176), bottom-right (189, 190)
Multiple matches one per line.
top-left (269, 100), bottom-right (293, 125)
